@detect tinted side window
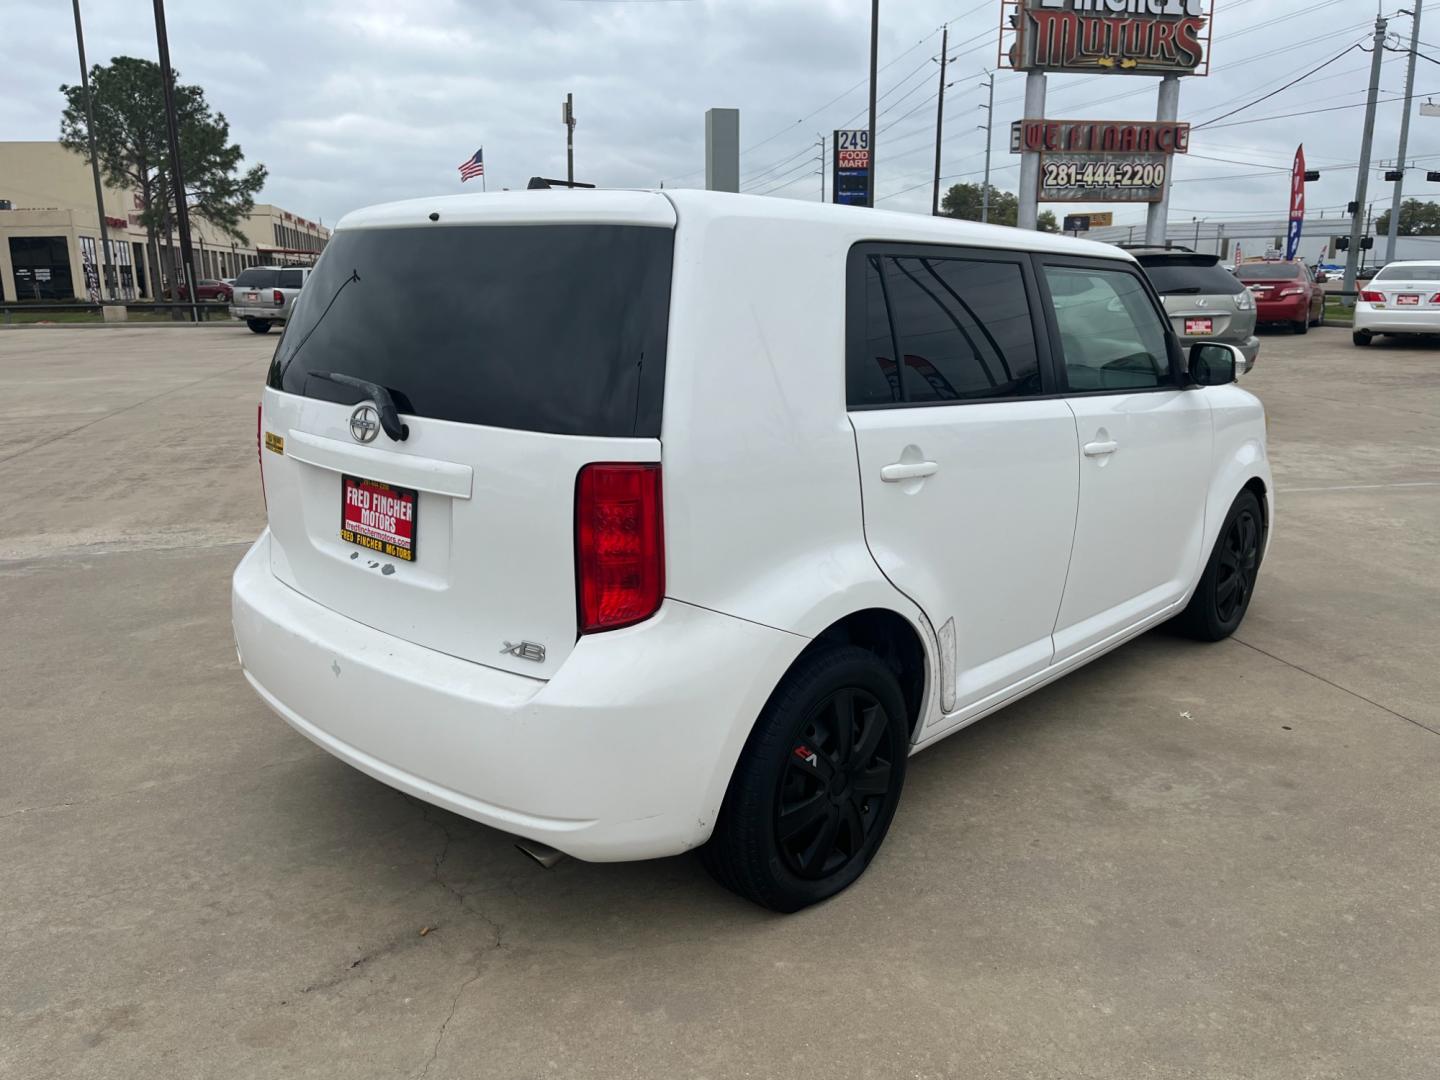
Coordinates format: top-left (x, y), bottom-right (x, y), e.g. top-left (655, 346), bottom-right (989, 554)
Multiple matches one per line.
top-left (278, 269), bottom-right (305, 288)
top-left (1044, 266), bottom-right (1170, 392)
top-left (235, 268), bottom-right (278, 288)
top-left (847, 251), bottom-right (1040, 406)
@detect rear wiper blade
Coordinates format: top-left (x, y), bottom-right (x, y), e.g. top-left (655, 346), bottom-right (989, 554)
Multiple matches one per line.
top-left (307, 371), bottom-right (409, 441)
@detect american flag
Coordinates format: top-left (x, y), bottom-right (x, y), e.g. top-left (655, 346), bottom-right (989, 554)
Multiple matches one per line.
top-left (458, 149), bottom-right (485, 182)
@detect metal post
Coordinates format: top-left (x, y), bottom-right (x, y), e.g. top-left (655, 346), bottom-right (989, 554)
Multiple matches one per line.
top-left (818, 134), bottom-right (827, 202)
top-left (931, 26), bottom-right (949, 217)
top-left (980, 71), bottom-right (995, 223)
top-left (71, 0), bottom-right (117, 301)
top-left (1145, 74), bottom-right (1180, 246)
top-left (152, 0), bottom-right (198, 322)
top-left (565, 93), bottom-right (575, 186)
top-left (1345, 16), bottom-right (1388, 297)
top-left (866, 0), bottom-right (879, 207)
top-left (1017, 71), bottom-right (1046, 229)
top-left (1386, 1), bottom-right (1423, 262)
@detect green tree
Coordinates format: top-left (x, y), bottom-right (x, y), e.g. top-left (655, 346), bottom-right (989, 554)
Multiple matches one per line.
top-left (1374, 198), bottom-right (1440, 237)
top-left (60, 56), bottom-right (266, 296)
top-left (939, 182), bottom-right (1059, 233)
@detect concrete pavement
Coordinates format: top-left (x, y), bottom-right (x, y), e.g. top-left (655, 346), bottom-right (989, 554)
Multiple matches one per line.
top-left (1, 325), bottom-right (1437, 1080)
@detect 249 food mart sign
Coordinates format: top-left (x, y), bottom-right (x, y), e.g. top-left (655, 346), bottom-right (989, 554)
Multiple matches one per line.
top-left (1012, 118), bottom-right (1191, 202)
top-left (1002, 0), bottom-right (1214, 76)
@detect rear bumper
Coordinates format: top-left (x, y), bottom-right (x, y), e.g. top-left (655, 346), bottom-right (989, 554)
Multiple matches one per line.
top-left (231, 306), bottom-right (282, 321)
top-left (232, 531), bottom-right (802, 861)
top-left (1353, 305), bottom-right (1440, 335)
top-left (1254, 296), bottom-right (1309, 322)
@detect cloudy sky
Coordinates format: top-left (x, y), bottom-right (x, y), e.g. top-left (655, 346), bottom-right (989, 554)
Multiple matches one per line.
top-left (2, 0), bottom-right (1435, 230)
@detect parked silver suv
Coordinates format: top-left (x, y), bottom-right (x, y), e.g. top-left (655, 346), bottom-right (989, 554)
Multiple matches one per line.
top-left (1132, 249), bottom-right (1259, 372)
top-left (231, 265), bottom-right (309, 334)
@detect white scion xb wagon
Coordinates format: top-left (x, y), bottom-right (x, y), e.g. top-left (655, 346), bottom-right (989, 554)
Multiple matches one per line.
top-left (234, 189), bottom-right (1270, 912)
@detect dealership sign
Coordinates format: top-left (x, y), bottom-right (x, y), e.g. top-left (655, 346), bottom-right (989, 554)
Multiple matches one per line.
top-left (1013, 118), bottom-right (1188, 203)
top-left (1010, 119), bottom-right (1190, 154)
top-left (1003, 0), bottom-right (1213, 76)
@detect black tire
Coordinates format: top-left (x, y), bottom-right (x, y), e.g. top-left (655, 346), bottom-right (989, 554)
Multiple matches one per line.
top-left (246, 318), bottom-right (272, 335)
top-left (702, 645), bottom-right (910, 913)
top-left (1292, 319), bottom-right (1309, 335)
top-left (1175, 489), bottom-right (1265, 641)
top-left (1353, 330), bottom-right (1372, 347)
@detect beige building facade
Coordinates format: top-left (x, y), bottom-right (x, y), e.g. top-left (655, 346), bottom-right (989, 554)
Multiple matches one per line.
top-left (0, 141), bottom-right (329, 302)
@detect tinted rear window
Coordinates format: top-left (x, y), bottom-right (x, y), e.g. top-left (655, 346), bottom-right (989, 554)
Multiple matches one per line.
top-left (1238, 263), bottom-right (1302, 280)
top-left (278, 269), bottom-right (305, 288)
top-left (1137, 256), bottom-right (1243, 296)
top-left (267, 225), bottom-right (674, 437)
top-left (1373, 263), bottom-right (1440, 280)
top-left (236, 268), bottom-right (279, 288)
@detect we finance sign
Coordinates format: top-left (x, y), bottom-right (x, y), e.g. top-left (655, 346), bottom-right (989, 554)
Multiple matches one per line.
top-left (1004, 0), bottom-right (1214, 76)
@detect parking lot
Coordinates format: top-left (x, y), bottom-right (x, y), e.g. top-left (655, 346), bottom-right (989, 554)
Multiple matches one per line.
top-left (2, 323), bottom-right (1438, 1080)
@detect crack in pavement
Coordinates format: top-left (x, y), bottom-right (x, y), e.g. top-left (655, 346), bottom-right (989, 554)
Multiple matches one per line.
top-left (1232, 636), bottom-right (1440, 737)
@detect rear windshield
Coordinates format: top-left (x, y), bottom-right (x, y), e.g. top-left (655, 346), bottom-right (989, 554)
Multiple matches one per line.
top-left (1137, 256), bottom-right (1244, 296)
top-left (1238, 263), bottom-right (1302, 280)
top-left (1372, 263), bottom-right (1440, 280)
top-left (267, 224), bottom-right (674, 437)
top-left (236, 268), bottom-right (279, 288)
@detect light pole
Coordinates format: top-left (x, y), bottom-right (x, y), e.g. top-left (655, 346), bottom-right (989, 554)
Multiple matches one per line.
top-left (979, 71), bottom-right (995, 223)
top-left (866, 0), bottom-right (878, 207)
top-left (71, 0), bottom-right (118, 301)
top-left (152, 0), bottom-right (199, 322)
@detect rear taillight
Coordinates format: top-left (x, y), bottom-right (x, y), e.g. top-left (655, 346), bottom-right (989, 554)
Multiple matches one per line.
top-left (575, 463), bottom-right (663, 634)
top-left (273, 289), bottom-right (284, 305)
top-left (1360, 290), bottom-right (1385, 303)
top-left (256, 403), bottom-right (267, 509)
top-left (1429, 293), bottom-right (1440, 304)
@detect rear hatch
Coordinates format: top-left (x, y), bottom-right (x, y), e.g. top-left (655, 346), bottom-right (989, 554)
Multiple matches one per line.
top-left (1138, 254), bottom-right (1253, 339)
top-left (258, 192), bottom-right (676, 678)
top-left (234, 267), bottom-right (284, 309)
top-left (1362, 265), bottom-right (1440, 307)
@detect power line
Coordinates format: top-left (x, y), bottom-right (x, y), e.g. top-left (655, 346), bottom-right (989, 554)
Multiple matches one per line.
top-left (1194, 44), bottom-right (1364, 128)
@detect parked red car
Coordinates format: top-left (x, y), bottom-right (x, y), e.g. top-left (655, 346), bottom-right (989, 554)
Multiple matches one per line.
top-left (1235, 260), bottom-right (1326, 334)
top-left (176, 278), bottom-right (233, 302)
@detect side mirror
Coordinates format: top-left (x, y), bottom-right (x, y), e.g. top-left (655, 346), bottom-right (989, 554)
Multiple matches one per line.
top-left (1188, 341), bottom-right (1242, 386)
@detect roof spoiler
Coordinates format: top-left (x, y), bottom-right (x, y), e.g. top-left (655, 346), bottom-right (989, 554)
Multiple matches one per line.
top-left (527, 177), bottom-right (597, 190)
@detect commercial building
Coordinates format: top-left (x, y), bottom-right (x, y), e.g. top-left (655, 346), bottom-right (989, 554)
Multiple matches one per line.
top-left (1085, 212), bottom-right (1440, 266)
top-left (0, 141), bottom-right (329, 302)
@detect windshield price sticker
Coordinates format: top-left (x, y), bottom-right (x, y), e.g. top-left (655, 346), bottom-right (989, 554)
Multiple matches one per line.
top-left (1040, 153), bottom-right (1167, 202)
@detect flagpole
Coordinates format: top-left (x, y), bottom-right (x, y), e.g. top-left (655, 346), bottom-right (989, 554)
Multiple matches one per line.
top-left (481, 147), bottom-right (486, 192)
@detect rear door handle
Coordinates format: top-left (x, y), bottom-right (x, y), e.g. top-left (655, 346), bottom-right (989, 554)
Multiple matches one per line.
top-left (1083, 440), bottom-right (1119, 457)
top-left (880, 461), bottom-right (939, 482)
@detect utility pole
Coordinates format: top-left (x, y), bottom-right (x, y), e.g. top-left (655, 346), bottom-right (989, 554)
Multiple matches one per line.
top-left (931, 25), bottom-right (949, 216)
top-left (1386, 1), bottom-right (1424, 262)
top-left (152, 0), bottom-right (198, 322)
top-left (563, 93), bottom-right (576, 185)
top-left (71, 0), bottom-right (118, 302)
top-left (1145, 74), bottom-right (1180, 245)
top-left (979, 70), bottom-right (995, 223)
top-left (1345, 15), bottom-right (1388, 298)
top-left (866, 0), bottom-right (879, 207)
top-left (818, 134), bottom-right (827, 202)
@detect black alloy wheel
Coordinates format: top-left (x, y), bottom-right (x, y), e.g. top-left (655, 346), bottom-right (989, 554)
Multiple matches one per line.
top-left (777, 687), bottom-right (898, 881)
top-left (703, 645), bottom-right (909, 912)
top-left (1214, 505), bottom-right (1261, 625)
top-left (1174, 489), bottom-right (1265, 641)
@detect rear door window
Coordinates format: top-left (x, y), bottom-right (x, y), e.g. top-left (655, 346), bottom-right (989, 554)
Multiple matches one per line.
top-left (268, 224), bottom-right (674, 437)
top-left (847, 246), bottom-right (1044, 406)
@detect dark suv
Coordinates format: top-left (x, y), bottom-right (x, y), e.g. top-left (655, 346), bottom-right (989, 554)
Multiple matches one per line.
top-left (1131, 248), bottom-right (1260, 371)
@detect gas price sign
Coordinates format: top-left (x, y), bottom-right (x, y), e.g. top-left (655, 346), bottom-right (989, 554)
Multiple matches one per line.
top-left (833, 129), bottom-right (872, 206)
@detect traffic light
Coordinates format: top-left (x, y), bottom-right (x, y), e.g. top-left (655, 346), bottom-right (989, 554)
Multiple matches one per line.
top-left (1304, 170), bottom-right (1321, 181)
top-left (1347, 201), bottom-right (1359, 215)
top-left (1361, 236), bottom-right (1374, 250)
top-left (1337, 237), bottom-right (1350, 251)
top-left (1385, 169), bottom-right (1404, 181)
top-left (1428, 170), bottom-right (1440, 182)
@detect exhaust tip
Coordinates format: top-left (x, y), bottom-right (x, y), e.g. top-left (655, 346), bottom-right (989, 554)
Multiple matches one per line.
top-left (514, 838), bottom-right (566, 870)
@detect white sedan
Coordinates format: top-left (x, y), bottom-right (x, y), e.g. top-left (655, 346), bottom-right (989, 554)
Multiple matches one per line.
top-left (1353, 261), bottom-right (1440, 345)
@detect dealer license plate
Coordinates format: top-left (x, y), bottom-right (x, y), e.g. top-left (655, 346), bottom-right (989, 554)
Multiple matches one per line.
top-left (340, 475), bottom-right (418, 562)
top-left (1184, 317), bottom-right (1214, 336)
top-left (1397, 294), bottom-right (1420, 305)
